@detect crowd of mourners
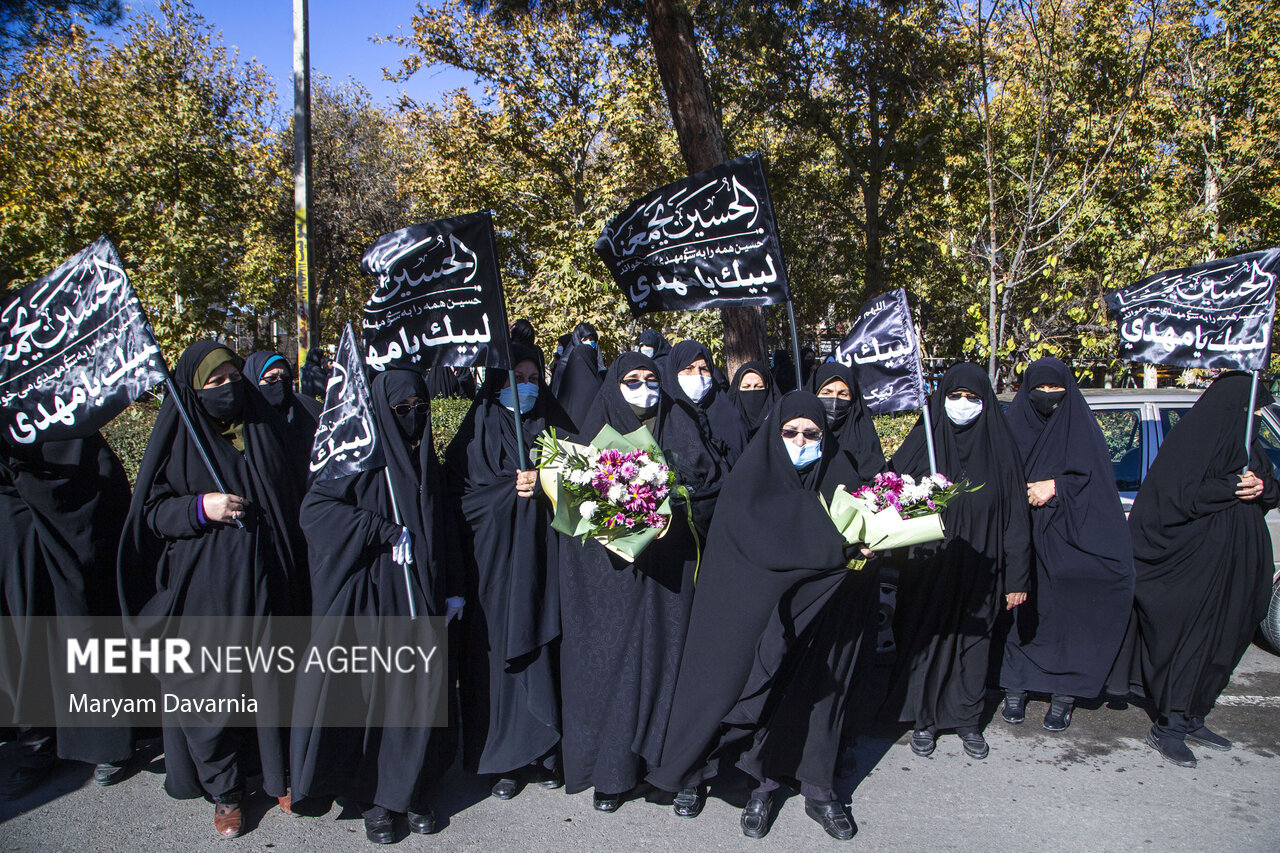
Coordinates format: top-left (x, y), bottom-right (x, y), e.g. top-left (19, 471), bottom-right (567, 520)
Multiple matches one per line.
top-left (1, 319), bottom-right (1274, 844)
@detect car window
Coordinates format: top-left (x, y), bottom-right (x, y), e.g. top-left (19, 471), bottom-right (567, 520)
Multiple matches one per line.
top-left (1159, 406), bottom-right (1191, 436)
top-left (1255, 416), bottom-right (1280, 471)
top-left (1093, 408), bottom-right (1143, 491)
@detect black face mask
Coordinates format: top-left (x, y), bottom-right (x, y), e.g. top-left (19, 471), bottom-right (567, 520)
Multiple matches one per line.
top-left (196, 380), bottom-right (245, 423)
top-left (819, 396), bottom-right (853, 428)
top-left (1028, 388), bottom-right (1067, 418)
top-left (738, 389), bottom-right (769, 421)
top-left (259, 381), bottom-right (289, 409)
top-left (395, 408), bottom-right (427, 444)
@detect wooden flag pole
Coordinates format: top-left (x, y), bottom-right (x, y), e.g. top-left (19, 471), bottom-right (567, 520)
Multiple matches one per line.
top-left (164, 376), bottom-right (243, 530)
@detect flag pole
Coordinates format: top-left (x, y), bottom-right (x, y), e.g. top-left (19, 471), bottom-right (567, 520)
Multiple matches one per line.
top-left (383, 467), bottom-right (418, 621)
top-left (164, 376), bottom-right (243, 529)
top-left (1244, 369), bottom-right (1260, 475)
top-left (921, 403), bottom-right (939, 477)
top-left (482, 210), bottom-right (528, 469)
top-left (785, 297), bottom-right (803, 390)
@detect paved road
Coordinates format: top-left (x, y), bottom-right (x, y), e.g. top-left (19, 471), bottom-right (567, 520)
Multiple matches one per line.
top-left (2, 643), bottom-right (1277, 852)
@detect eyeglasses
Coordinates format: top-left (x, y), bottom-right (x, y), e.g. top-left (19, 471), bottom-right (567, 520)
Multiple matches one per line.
top-left (391, 401), bottom-right (429, 416)
top-left (622, 379), bottom-right (660, 390)
top-left (946, 391), bottom-right (981, 402)
top-left (780, 427), bottom-right (822, 441)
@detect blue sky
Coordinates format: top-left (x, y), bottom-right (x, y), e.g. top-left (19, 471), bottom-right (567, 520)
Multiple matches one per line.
top-left (117, 1), bottom-right (474, 113)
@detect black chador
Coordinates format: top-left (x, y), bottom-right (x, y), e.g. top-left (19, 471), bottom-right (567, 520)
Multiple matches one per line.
top-left (883, 363), bottom-right (1031, 745)
top-left (243, 350), bottom-right (322, 475)
top-left (1123, 372), bottom-right (1277, 759)
top-left (729, 360), bottom-right (780, 439)
top-left (549, 322), bottom-right (604, 428)
top-left (118, 342), bottom-right (305, 811)
top-left (0, 432), bottom-right (134, 790)
top-left (662, 339), bottom-right (748, 467)
top-left (647, 392), bottom-right (877, 834)
top-left (806, 362), bottom-right (886, 481)
top-left (555, 352), bottom-right (709, 807)
top-left (1000, 358), bottom-right (1134, 720)
top-left (291, 369), bottom-right (460, 822)
top-left (445, 346), bottom-right (574, 786)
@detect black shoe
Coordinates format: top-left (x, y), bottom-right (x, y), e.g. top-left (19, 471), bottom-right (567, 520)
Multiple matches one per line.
top-left (672, 786), bottom-right (704, 818)
top-left (0, 760), bottom-right (53, 801)
top-left (909, 729), bottom-right (936, 757)
top-left (1043, 697), bottom-right (1075, 732)
top-left (1002, 691), bottom-right (1027, 724)
top-left (532, 767), bottom-right (564, 789)
top-left (740, 793), bottom-right (772, 839)
top-left (93, 761), bottom-right (129, 787)
top-left (1186, 724), bottom-right (1232, 751)
top-left (491, 777), bottom-right (519, 800)
top-left (959, 731), bottom-right (989, 760)
top-left (804, 798), bottom-right (855, 841)
top-left (1147, 728), bottom-right (1196, 768)
top-left (363, 807), bottom-right (396, 844)
top-left (593, 791), bottom-right (622, 812)
top-left (407, 805), bottom-right (436, 835)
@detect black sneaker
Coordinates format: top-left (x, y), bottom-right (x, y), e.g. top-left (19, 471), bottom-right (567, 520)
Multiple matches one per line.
top-left (1043, 697), bottom-right (1074, 732)
top-left (959, 731), bottom-right (989, 760)
top-left (909, 729), bottom-right (936, 757)
top-left (1001, 692), bottom-right (1027, 725)
top-left (1186, 725), bottom-right (1232, 751)
top-left (1146, 727), bottom-right (1196, 768)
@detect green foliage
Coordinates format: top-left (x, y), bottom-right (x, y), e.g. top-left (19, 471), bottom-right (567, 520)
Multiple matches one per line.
top-left (100, 398), bottom-right (160, 486)
top-left (874, 411), bottom-right (919, 458)
top-left (431, 395), bottom-right (475, 459)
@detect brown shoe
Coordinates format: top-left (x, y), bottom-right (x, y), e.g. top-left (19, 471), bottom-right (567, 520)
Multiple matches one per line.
top-left (214, 802), bottom-right (243, 838)
top-left (278, 788), bottom-right (294, 816)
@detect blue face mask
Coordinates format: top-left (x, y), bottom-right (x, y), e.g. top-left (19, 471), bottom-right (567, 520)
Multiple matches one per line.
top-left (785, 439), bottom-right (823, 469)
top-left (585, 340), bottom-right (598, 349)
top-left (499, 382), bottom-right (539, 414)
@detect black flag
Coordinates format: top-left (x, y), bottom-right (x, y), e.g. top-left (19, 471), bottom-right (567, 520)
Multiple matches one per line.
top-left (595, 153), bottom-right (791, 316)
top-left (0, 236), bottom-right (166, 445)
top-left (309, 323), bottom-right (384, 484)
top-left (1104, 249), bottom-right (1280, 371)
top-left (834, 288), bottom-right (927, 415)
top-left (361, 211), bottom-right (511, 373)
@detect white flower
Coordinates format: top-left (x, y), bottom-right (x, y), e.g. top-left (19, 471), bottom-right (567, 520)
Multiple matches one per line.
top-left (638, 462), bottom-right (663, 484)
top-left (929, 472), bottom-right (951, 489)
top-left (579, 500), bottom-right (598, 520)
top-left (900, 474), bottom-right (917, 487)
top-left (607, 484), bottom-right (626, 503)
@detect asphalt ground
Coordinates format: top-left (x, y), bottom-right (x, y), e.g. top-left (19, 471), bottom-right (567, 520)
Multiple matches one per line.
top-left (2, 642), bottom-right (1277, 853)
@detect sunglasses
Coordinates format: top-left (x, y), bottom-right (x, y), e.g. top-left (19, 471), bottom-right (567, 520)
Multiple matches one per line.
top-left (780, 427), bottom-right (822, 441)
top-left (622, 379), bottom-right (660, 390)
top-left (391, 401), bottom-right (429, 416)
top-left (946, 391), bottom-right (981, 402)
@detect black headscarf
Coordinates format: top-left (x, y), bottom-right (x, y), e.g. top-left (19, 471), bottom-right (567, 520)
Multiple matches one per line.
top-left (637, 328), bottom-right (672, 375)
top-left (1000, 357), bottom-right (1135, 698)
top-left (729, 360), bottom-right (779, 437)
top-left (772, 349), bottom-right (798, 393)
top-left (550, 323), bottom-right (605, 428)
top-left (662, 339), bottom-right (747, 465)
top-left (806, 362), bottom-right (885, 481)
top-left (244, 350), bottom-right (322, 473)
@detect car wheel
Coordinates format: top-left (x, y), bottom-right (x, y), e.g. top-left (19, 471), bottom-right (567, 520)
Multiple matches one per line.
top-left (1263, 578), bottom-right (1280, 654)
top-left (877, 581), bottom-right (897, 654)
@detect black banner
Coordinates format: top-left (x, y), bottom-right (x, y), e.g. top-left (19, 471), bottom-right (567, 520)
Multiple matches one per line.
top-left (834, 288), bottom-right (927, 414)
top-left (0, 236), bottom-right (166, 445)
top-left (309, 323), bottom-right (384, 483)
top-left (361, 211), bottom-right (510, 372)
top-left (595, 153), bottom-right (791, 316)
top-left (1105, 250), bottom-right (1280, 371)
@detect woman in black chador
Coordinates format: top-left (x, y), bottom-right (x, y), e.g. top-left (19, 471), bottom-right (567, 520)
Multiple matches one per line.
top-left (0, 433), bottom-right (134, 798)
top-left (556, 351), bottom-right (711, 813)
top-left (729, 361), bottom-right (779, 439)
top-left (1124, 372), bottom-right (1278, 768)
top-left (647, 392), bottom-right (877, 842)
top-left (999, 358), bottom-right (1134, 731)
top-left (291, 368), bottom-right (463, 844)
top-left (446, 346), bottom-right (574, 800)
top-left (664, 339), bottom-right (748, 466)
top-left (636, 328), bottom-right (672, 375)
top-left (806, 363), bottom-right (886, 481)
top-left (243, 350), bottom-right (322, 473)
top-left (882, 363), bottom-right (1031, 760)
top-left (549, 322), bottom-right (604, 427)
top-left (118, 342), bottom-right (305, 839)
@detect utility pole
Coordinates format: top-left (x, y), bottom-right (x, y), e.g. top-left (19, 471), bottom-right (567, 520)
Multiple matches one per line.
top-left (293, 0), bottom-right (316, 374)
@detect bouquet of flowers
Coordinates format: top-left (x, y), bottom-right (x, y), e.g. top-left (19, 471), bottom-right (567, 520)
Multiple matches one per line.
top-left (534, 425), bottom-right (678, 562)
top-left (824, 471), bottom-right (978, 553)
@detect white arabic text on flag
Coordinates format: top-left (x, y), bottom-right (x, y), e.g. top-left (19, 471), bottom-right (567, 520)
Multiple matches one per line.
top-left (309, 323), bottom-right (385, 484)
top-left (835, 288), bottom-right (928, 415)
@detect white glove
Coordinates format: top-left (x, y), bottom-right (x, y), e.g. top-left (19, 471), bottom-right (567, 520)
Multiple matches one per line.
top-left (392, 528), bottom-right (413, 566)
top-left (445, 596), bottom-right (466, 623)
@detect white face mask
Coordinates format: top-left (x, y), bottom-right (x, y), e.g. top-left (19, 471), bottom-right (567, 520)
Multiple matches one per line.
top-left (678, 373), bottom-right (713, 403)
top-left (620, 381), bottom-right (660, 409)
top-left (944, 396), bottom-right (983, 426)
top-left (639, 346), bottom-right (656, 358)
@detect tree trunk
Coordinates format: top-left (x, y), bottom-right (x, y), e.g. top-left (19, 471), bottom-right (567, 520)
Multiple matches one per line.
top-left (643, 0), bottom-right (767, 376)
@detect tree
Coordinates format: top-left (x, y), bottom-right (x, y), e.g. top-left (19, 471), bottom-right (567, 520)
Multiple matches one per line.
top-left (0, 0), bottom-right (123, 75)
top-left (0, 0), bottom-right (289, 355)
